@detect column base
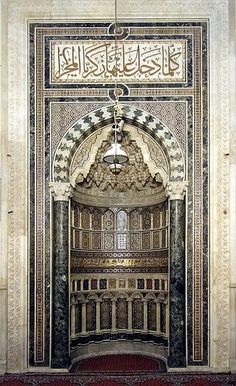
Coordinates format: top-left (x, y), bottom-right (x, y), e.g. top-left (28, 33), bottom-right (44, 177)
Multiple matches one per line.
top-left (51, 360), bottom-right (70, 370)
top-left (230, 359), bottom-right (236, 373)
top-left (28, 367), bottom-right (69, 373)
top-left (168, 353), bottom-right (186, 369)
top-left (0, 360), bottom-right (7, 375)
top-left (168, 366), bottom-right (229, 373)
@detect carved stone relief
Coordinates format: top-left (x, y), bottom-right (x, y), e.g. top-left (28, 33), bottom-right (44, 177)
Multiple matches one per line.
top-left (75, 131), bottom-right (164, 192)
top-left (70, 123), bottom-right (169, 207)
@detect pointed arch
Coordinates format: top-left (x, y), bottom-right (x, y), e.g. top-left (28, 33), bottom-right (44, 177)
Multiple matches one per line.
top-left (53, 105), bottom-right (185, 183)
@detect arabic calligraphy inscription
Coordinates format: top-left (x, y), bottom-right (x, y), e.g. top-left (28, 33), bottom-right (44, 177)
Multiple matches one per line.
top-left (51, 40), bottom-right (186, 83)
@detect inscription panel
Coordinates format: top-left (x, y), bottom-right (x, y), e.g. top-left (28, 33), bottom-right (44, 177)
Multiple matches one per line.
top-left (51, 40), bottom-right (186, 84)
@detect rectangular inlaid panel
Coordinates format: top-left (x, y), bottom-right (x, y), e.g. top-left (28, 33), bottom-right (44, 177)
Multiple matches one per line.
top-left (104, 233), bottom-right (114, 250)
top-left (142, 232), bottom-right (151, 250)
top-left (153, 231), bottom-right (161, 249)
top-left (130, 232), bottom-right (140, 250)
top-left (81, 232), bottom-right (89, 250)
top-left (91, 233), bottom-right (101, 250)
top-left (117, 233), bottom-right (127, 250)
top-left (74, 230), bottom-right (80, 249)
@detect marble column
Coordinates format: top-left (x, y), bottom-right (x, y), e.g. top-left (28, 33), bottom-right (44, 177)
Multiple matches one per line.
top-left (165, 300), bottom-right (170, 337)
top-left (155, 299), bottom-right (161, 334)
top-left (96, 299), bottom-right (101, 333)
top-left (111, 298), bottom-right (116, 331)
top-left (166, 181), bottom-right (188, 368)
top-left (70, 297), bottom-right (76, 339)
top-left (50, 182), bottom-right (71, 368)
top-left (128, 298), bottom-right (133, 331)
top-left (82, 302), bottom-right (87, 334)
top-left (143, 299), bottom-right (148, 332)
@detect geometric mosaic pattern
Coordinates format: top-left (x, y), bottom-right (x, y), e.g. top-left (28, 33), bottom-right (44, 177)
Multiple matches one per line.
top-left (53, 105), bottom-right (185, 182)
top-left (132, 101), bottom-right (187, 155)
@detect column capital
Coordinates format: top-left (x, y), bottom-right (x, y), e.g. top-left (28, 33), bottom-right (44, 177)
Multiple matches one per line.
top-left (157, 294), bottom-right (166, 303)
top-left (50, 182), bottom-right (72, 201)
top-left (70, 296), bottom-right (77, 306)
top-left (165, 181), bottom-right (188, 200)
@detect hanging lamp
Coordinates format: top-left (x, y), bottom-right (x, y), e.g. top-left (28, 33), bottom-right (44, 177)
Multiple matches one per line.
top-left (103, 0), bottom-right (129, 174)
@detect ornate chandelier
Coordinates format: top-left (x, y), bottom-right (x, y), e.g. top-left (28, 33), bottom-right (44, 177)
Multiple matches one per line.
top-left (103, 0), bottom-right (129, 174)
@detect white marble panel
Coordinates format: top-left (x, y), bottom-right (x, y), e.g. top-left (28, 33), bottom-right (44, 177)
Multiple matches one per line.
top-left (0, 0), bottom-right (9, 375)
top-left (228, 0), bottom-right (236, 370)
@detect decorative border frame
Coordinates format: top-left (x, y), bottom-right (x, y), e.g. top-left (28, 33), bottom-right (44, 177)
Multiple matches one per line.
top-left (49, 38), bottom-right (188, 85)
top-left (31, 20), bottom-right (207, 367)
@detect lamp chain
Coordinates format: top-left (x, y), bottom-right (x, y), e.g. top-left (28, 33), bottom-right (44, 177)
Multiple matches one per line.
top-left (114, 0), bottom-right (119, 164)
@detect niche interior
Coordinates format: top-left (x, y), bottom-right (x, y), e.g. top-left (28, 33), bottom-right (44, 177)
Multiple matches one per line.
top-left (68, 122), bottom-right (170, 364)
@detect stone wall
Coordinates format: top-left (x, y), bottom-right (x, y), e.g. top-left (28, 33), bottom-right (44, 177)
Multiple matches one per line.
top-left (0, 0), bottom-right (235, 373)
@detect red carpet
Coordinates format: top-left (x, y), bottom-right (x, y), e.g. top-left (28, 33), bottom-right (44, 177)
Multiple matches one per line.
top-left (0, 357), bottom-right (235, 386)
top-left (0, 373), bottom-right (235, 385)
top-left (73, 354), bottom-right (166, 372)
